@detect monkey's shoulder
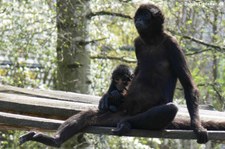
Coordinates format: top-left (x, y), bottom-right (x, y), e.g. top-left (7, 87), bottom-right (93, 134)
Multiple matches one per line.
top-left (134, 37), bottom-right (145, 47)
top-left (162, 32), bottom-right (180, 48)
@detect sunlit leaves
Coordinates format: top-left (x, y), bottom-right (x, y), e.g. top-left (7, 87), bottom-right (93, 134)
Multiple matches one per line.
top-left (0, 0), bottom-right (57, 88)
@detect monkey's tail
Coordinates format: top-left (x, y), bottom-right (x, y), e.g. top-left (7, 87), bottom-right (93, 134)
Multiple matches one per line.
top-left (58, 109), bottom-right (99, 133)
top-left (168, 118), bottom-right (225, 130)
top-left (202, 120), bottom-right (225, 130)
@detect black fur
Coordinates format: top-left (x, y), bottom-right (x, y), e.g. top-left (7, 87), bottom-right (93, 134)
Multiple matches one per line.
top-left (98, 64), bottom-right (132, 113)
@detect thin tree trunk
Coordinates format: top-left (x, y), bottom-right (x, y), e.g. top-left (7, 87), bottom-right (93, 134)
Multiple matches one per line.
top-left (56, 0), bottom-right (91, 93)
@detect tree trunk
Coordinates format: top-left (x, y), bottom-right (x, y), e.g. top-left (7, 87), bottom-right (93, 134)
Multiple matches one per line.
top-left (56, 0), bottom-right (91, 93)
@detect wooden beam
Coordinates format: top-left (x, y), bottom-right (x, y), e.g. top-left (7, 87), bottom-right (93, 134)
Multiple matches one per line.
top-left (0, 85), bottom-right (225, 141)
top-left (0, 111), bottom-right (225, 140)
top-left (0, 92), bottom-right (97, 118)
top-left (0, 84), bottom-right (98, 118)
top-left (85, 127), bottom-right (225, 141)
top-left (1, 85), bottom-right (225, 120)
top-left (177, 109), bottom-right (225, 122)
top-left (0, 85), bottom-right (99, 104)
top-left (0, 111), bottom-right (62, 130)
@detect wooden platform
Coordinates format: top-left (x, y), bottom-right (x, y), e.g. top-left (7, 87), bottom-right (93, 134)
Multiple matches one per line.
top-left (0, 85), bottom-right (225, 140)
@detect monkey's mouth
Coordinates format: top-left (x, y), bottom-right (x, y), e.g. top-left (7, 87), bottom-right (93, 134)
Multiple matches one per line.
top-left (117, 87), bottom-right (124, 92)
top-left (135, 22), bottom-right (148, 30)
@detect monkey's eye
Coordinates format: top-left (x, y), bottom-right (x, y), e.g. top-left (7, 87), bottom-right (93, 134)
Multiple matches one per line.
top-left (114, 78), bottom-right (122, 84)
top-left (122, 77), bottom-right (131, 82)
top-left (114, 78), bottom-right (120, 81)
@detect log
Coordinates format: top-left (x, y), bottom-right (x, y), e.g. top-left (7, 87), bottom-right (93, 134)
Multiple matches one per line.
top-left (0, 111), bottom-right (224, 141)
top-left (0, 85), bottom-right (225, 121)
top-left (0, 111), bottom-right (62, 130)
top-left (176, 108), bottom-right (225, 122)
top-left (0, 85), bottom-right (98, 118)
top-left (0, 85), bottom-right (99, 104)
top-left (85, 127), bottom-right (225, 141)
top-left (0, 85), bottom-right (225, 141)
top-left (0, 92), bottom-right (97, 118)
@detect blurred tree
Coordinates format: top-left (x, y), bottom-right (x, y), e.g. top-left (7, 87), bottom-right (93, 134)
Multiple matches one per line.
top-left (0, 0), bottom-right (225, 148)
top-left (56, 0), bottom-right (91, 93)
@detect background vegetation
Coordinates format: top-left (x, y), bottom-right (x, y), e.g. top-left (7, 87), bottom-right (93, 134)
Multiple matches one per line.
top-left (0, 0), bottom-right (224, 148)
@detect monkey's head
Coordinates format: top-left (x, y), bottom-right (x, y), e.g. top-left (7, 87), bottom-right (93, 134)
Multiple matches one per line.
top-left (111, 64), bottom-right (133, 92)
top-left (134, 3), bottom-right (164, 36)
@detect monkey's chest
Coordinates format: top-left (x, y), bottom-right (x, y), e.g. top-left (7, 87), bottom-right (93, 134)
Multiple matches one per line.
top-left (138, 48), bottom-right (170, 81)
top-left (125, 76), bottom-right (165, 111)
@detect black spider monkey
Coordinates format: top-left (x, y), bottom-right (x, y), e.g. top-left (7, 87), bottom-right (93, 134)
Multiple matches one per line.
top-left (19, 3), bottom-right (225, 147)
top-left (112, 3), bottom-right (208, 143)
top-left (19, 64), bottom-right (133, 147)
top-left (98, 64), bottom-right (133, 113)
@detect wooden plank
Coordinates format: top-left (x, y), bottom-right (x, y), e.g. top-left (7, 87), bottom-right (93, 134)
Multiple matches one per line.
top-left (0, 93), bottom-right (225, 121)
top-left (176, 110), bottom-right (225, 122)
top-left (178, 107), bottom-right (225, 117)
top-left (0, 85), bottom-right (225, 141)
top-left (0, 112), bottom-right (224, 140)
top-left (0, 111), bottom-right (62, 130)
top-left (0, 85), bottom-right (99, 104)
top-left (1, 92), bottom-right (224, 121)
top-left (85, 127), bottom-right (225, 141)
top-left (0, 93), bottom-right (97, 118)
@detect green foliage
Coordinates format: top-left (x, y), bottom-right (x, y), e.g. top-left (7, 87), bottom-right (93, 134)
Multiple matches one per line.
top-left (0, 130), bottom-right (49, 149)
top-left (0, 0), bottom-right (57, 88)
top-left (0, 0), bottom-right (225, 148)
top-left (0, 0), bottom-right (57, 148)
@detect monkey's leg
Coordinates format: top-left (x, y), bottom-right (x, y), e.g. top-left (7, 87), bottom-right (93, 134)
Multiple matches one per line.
top-left (113, 102), bottom-right (178, 135)
top-left (19, 131), bottom-right (62, 147)
top-left (19, 110), bottom-right (98, 147)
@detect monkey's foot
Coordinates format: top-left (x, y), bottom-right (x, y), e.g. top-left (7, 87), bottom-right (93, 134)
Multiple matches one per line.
top-left (194, 126), bottom-right (208, 144)
top-left (112, 122), bottom-right (131, 136)
top-left (19, 131), bottom-right (36, 145)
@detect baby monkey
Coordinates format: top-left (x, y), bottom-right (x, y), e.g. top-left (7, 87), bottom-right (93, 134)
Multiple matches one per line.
top-left (19, 64), bottom-right (132, 147)
top-left (98, 64), bottom-right (133, 113)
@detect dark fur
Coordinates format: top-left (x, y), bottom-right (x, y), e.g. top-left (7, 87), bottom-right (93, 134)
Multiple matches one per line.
top-left (19, 3), bottom-right (225, 147)
top-left (107, 64), bottom-right (132, 92)
top-left (98, 64), bottom-right (132, 113)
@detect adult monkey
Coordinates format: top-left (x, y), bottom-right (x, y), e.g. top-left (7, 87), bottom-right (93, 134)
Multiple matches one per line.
top-left (111, 3), bottom-right (208, 143)
top-left (19, 3), bottom-right (211, 147)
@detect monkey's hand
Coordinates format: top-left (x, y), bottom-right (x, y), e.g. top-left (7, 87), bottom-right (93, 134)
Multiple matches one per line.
top-left (112, 121), bottom-right (131, 136)
top-left (98, 94), bottom-right (110, 113)
top-left (193, 126), bottom-right (208, 144)
top-left (109, 90), bottom-right (123, 106)
top-left (19, 131), bottom-right (36, 145)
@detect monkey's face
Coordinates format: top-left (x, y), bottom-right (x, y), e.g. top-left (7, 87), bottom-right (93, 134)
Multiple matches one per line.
top-left (134, 10), bottom-right (152, 32)
top-left (114, 76), bottom-right (131, 92)
top-left (134, 4), bottom-right (164, 35)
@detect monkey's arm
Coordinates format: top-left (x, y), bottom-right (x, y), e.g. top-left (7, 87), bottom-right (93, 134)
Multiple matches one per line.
top-left (98, 94), bottom-right (110, 113)
top-left (98, 91), bottom-right (124, 113)
top-left (165, 37), bottom-right (208, 143)
top-left (133, 37), bottom-right (142, 76)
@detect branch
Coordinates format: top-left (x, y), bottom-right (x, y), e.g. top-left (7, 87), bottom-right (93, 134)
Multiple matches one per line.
top-left (0, 8), bottom-right (6, 13)
top-left (166, 29), bottom-right (225, 52)
top-left (186, 49), bottom-right (212, 56)
top-left (182, 35), bottom-right (225, 51)
top-left (90, 55), bottom-right (136, 63)
top-left (87, 11), bottom-right (132, 19)
top-left (78, 38), bottom-right (107, 46)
